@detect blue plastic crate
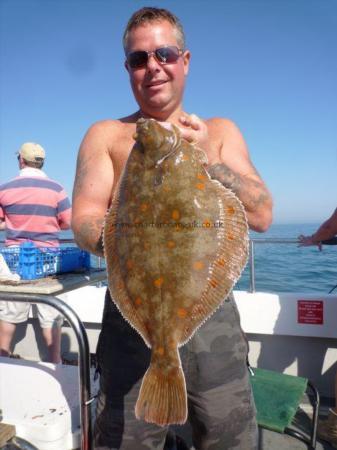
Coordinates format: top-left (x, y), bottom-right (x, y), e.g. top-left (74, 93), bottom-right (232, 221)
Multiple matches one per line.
top-left (0, 242), bottom-right (90, 280)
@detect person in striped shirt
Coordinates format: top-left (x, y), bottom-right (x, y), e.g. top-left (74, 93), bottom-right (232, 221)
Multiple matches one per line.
top-left (0, 142), bottom-right (71, 363)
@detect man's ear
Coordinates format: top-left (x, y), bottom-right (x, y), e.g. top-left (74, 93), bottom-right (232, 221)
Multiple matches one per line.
top-left (182, 50), bottom-right (191, 76)
top-left (124, 60), bottom-right (130, 73)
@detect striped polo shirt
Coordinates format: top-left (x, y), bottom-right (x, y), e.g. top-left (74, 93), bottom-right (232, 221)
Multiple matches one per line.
top-left (0, 167), bottom-right (71, 247)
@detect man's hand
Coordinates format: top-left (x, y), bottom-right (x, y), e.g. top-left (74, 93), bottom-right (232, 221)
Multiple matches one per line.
top-left (298, 234), bottom-right (322, 251)
top-left (178, 114), bottom-right (213, 160)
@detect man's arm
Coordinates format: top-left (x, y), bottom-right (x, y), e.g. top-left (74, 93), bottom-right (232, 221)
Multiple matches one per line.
top-left (298, 208), bottom-right (337, 249)
top-left (72, 122), bottom-right (114, 256)
top-left (179, 115), bottom-right (273, 232)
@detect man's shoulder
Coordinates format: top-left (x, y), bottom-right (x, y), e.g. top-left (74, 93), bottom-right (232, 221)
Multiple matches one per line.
top-left (206, 116), bottom-right (240, 131)
top-left (86, 117), bottom-right (135, 136)
top-left (0, 176), bottom-right (19, 191)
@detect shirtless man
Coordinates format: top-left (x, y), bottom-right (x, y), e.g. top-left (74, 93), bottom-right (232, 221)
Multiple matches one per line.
top-left (72, 7), bottom-right (273, 450)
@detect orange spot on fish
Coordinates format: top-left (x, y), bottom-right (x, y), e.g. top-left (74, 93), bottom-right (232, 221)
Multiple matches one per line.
top-left (162, 185), bottom-right (170, 192)
top-left (155, 347), bottom-right (165, 356)
top-left (216, 258), bottom-right (225, 266)
top-left (172, 209), bottom-right (180, 220)
top-left (177, 308), bottom-right (188, 318)
top-left (140, 203), bottom-right (149, 212)
top-left (167, 240), bottom-right (176, 248)
top-left (227, 233), bottom-right (235, 241)
top-left (135, 297), bottom-right (142, 306)
top-left (182, 154), bottom-right (189, 161)
top-left (227, 206), bottom-right (235, 215)
top-left (154, 277), bottom-right (164, 288)
top-left (134, 217), bottom-right (141, 224)
top-left (197, 173), bottom-right (207, 181)
top-left (193, 261), bottom-right (204, 270)
top-left (126, 260), bottom-right (134, 269)
top-left (196, 183), bottom-right (205, 190)
top-left (210, 279), bottom-right (218, 288)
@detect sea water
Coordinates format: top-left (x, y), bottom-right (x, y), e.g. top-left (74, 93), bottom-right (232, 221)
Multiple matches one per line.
top-left (1, 223), bottom-right (336, 294)
top-left (239, 223), bottom-right (337, 294)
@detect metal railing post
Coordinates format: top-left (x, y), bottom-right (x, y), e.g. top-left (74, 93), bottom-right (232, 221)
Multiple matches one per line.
top-left (249, 240), bottom-right (255, 293)
top-left (0, 292), bottom-right (93, 450)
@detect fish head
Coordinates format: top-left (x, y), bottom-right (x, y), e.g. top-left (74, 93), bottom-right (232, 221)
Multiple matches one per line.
top-left (134, 118), bottom-right (180, 165)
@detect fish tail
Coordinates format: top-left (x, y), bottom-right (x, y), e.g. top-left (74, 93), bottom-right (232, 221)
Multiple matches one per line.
top-left (135, 363), bottom-right (187, 426)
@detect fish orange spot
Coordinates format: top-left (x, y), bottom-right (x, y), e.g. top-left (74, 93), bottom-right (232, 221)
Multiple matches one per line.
top-left (193, 261), bottom-right (204, 270)
top-left (177, 308), bottom-right (188, 318)
top-left (126, 260), bottom-right (134, 269)
top-left (216, 258), bottom-right (225, 266)
top-left (134, 217), bottom-right (141, 224)
top-left (140, 203), bottom-right (149, 212)
top-left (154, 277), bottom-right (164, 288)
top-left (163, 185), bottom-right (170, 192)
top-left (210, 279), bottom-right (218, 288)
top-left (167, 240), bottom-right (176, 248)
top-left (227, 206), bottom-right (235, 215)
top-left (182, 154), bottom-right (189, 161)
top-left (135, 297), bottom-right (142, 306)
top-left (172, 209), bottom-right (180, 220)
top-left (155, 347), bottom-right (165, 356)
top-left (196, 183), bottom-right (205, 190)
top-left (227, 233), bottom-right (235, 241)
top-left (197, 173), bottom-right (207, 181)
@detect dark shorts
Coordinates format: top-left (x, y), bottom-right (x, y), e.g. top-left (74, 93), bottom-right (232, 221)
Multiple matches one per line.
top-left (94, 291), bottom-right (257, 450)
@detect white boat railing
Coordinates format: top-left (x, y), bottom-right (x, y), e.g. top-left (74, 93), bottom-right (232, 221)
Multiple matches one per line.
top-left (1, 236), bottom-right (336, 293)
top-left (0, 237), bottom-right (312, 294)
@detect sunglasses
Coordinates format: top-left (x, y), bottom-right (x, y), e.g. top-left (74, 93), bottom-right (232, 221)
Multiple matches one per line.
top-left (126, 46), bottom-right (183, 69)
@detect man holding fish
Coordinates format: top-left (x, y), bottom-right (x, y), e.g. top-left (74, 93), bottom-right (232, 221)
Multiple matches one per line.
top-left (72, 6), bottom-right (273, 450)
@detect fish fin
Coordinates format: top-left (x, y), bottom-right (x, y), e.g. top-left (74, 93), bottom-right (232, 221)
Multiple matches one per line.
top-left (180, 185), bottom-right (249, 343)
top-left (135, 363), bottom-right (187, 426)
top-left (193, 146), bottom-right (208, 165)
top-left (103, 192), bottom-right (151, 346)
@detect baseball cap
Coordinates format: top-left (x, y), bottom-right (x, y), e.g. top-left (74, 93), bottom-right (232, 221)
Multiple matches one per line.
top-left (18, 142), bottom-right (45, 162)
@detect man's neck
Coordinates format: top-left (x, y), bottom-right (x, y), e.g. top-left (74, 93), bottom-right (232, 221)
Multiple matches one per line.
top-left (135, 108), bottom-right (186, 125)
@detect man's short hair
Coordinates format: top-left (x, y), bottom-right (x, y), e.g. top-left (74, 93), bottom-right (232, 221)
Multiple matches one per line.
top-left (23, 160), bottom-right (44, 169)
top-left (123, 7), bottom-right (185, 53)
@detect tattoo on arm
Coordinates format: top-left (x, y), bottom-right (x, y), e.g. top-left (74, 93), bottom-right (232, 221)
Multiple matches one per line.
top-left (73, 155), bottom-right (90, 200)
top-left (75, 217), bottom-right (104, 256)
top-left (207, 163), bottom-right (270, 212)
top-left (207, 164), bottom-right (240, 191)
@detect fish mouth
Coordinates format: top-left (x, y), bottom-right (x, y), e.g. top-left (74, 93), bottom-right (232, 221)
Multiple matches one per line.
top-left (134, 118), bottom-right (158, 145)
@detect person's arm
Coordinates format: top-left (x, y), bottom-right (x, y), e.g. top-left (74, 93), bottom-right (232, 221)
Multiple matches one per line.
top-left (179, 115), bottom-right (273, 232)
top-left (298, 208), bottom-right (337, 249)
top-left (0, 206), bottom-right (5, 230)
top-left (57, 193), bottom-right (72, 230)
top-left (72, 122), bottom-right (115, 257)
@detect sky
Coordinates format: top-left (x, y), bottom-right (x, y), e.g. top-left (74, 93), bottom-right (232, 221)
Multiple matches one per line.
top-left (0, 0), bottom-right (336, 225)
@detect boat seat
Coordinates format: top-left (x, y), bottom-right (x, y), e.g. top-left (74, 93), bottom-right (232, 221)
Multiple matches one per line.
top-left (249, 367), bottom-right (320, 450)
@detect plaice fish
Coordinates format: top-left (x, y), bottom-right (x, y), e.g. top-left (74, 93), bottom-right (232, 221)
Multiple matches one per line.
top-left (103, 118), bottom-right (249, 426)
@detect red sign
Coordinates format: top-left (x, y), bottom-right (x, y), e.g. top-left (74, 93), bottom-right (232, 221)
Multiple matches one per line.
top-left (297, 300), bottom-right (323, 325)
